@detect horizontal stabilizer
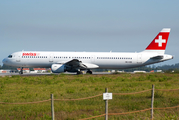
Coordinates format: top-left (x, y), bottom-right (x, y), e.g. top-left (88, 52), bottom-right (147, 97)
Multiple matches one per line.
top-left (150, 55), bottom-right (163, 59)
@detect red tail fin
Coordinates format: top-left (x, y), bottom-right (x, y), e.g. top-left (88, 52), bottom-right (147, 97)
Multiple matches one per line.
top-left (145, 28), bottom-right (170, 51)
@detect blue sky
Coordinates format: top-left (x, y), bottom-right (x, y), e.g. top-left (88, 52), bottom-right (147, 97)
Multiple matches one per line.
top-left (0, 0), bottom-right (179, 66)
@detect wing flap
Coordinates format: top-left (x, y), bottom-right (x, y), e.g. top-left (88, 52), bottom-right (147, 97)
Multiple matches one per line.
top-left (82, 63), bottom-right (99, 69)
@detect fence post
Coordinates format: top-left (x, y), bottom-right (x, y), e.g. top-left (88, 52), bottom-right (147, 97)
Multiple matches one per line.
top-left (151, 84), bottom-right (155, 120)
top-left (105, 88), bottom-right (108, 120)
top-left (51, 94), bottom-right (55, 120)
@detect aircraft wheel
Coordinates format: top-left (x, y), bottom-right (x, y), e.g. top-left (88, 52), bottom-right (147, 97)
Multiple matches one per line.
top-left (19, 67), bottom-right (23, 74)
top-left (86, 70), bottom-right (92, 74)
top-left (19, 71), bottom-right (23, 74)
top-left (77, 71), bottom-right (83, 75)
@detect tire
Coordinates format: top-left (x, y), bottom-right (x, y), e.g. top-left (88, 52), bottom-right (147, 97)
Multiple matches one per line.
top-left (19, 71), bottom-right (23, 74)
top-left (77, 71), bottom-right (83, 75)
top-left (86, 70), bottom-right (92, 74)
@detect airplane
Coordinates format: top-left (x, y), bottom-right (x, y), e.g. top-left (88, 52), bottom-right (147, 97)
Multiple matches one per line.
top-left (2, 28), bottom-right (173, 74)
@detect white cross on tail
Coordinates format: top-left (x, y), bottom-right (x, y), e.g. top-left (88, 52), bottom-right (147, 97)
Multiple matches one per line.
top-left (155, 36), bottom-right (166, 47)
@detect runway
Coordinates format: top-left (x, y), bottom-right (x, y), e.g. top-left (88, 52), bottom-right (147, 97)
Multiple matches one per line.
top-left (0, 72), bottom-right (112, 76)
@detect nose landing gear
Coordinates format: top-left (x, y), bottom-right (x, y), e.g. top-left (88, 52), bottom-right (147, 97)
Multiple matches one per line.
top-left (19, 67), bottom-right (23, 74)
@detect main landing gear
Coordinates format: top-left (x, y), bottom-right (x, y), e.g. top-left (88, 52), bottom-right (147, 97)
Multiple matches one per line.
top-left (86, 70), bottom-right (92, 74)
top-left (77, 71), bottom-right (83, 75)
top-left (76, 70), bottom-right (93, 75)
top-left (19, 67), bottom-right (23, 74)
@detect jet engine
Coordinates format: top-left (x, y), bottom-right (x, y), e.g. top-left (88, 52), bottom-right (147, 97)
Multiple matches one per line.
top-left (51, 64), bottom-right (65, 73)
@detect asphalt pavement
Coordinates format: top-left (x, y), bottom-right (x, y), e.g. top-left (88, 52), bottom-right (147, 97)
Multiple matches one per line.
top-left (0, 72), bottom-right (112, 76)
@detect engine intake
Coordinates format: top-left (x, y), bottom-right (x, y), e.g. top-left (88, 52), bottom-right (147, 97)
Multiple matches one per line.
top-left (51, 64), bottom-right (65, 73)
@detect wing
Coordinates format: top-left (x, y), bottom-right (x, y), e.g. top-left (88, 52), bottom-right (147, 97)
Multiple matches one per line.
top-left (60, 59), bottom-right (99, 72)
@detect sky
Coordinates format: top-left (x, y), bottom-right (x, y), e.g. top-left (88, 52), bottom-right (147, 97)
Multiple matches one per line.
top-left (0, 0), bottom-right (179, 66)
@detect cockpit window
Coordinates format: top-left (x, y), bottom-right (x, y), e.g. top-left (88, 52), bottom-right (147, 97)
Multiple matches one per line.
top-left (8, 55), bottom-right (12, 58)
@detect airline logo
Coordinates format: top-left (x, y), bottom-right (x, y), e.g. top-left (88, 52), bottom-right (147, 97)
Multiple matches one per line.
top-left (22, 53), bottom-right (40, 56)
top-left (155, 36), bottom-right (166, 47)
top-left (146, 28), bottom-right (170, 50)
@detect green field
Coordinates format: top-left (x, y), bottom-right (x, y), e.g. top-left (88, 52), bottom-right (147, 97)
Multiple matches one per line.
top-left (0, 73), bottom-right (179, 120)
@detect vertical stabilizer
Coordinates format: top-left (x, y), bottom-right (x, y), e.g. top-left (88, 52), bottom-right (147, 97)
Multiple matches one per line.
top-left (144, 28), bottom-right (171, 54)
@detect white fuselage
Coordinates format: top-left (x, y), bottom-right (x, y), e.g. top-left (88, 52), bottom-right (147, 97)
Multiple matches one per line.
top-left (2, 51), bottom-right (173, 70)
top-left (2, 28), bottom-right (173, 73)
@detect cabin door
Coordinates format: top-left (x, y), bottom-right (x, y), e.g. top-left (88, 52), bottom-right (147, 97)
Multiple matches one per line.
top-left (137, 54), bottom-right (142, 64)
top-left (49, 54), bottom-right (54, 62)
top-left (16, 53), bottom-right (21, 62)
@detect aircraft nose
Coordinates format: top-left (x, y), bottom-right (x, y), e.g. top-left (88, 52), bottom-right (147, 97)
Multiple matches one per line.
top-left (2, 58), bottom-right (7, 64)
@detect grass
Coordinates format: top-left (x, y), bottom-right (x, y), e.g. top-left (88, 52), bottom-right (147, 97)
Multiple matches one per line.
top-left (0, 73), bottom-right (179, 119)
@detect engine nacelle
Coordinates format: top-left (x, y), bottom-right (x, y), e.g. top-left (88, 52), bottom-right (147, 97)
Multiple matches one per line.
top-left (51, 64), bottom-right (65, 73)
